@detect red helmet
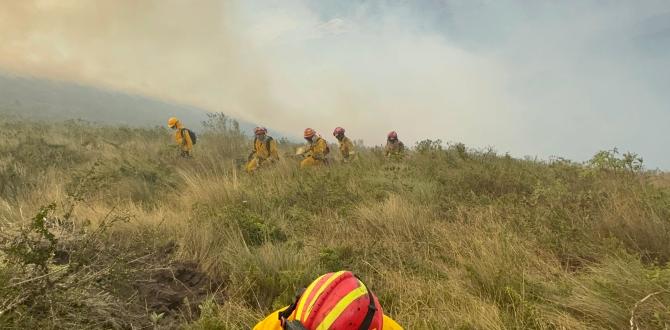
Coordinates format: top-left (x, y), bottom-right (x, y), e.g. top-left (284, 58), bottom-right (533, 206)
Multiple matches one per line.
top-left (333, 127), bottom-right (345, 136)
top-left (304, 128), bottom-right (316, 138)
top-left (281, 271), bottom-right (383, 330)
top-left (387, 131), bottom-right (398, 140)
top-left (254, 126), bottom-right (267, 135)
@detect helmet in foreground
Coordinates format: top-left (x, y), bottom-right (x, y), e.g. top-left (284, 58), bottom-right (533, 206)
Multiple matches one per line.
top-left (280, 271), bottom-right (383, 330)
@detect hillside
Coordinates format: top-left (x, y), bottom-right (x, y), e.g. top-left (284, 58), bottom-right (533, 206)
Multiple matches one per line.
top-left (0, 73), bottom-right (254, 131)
top-left (0, 118), bottom-right (669, 329)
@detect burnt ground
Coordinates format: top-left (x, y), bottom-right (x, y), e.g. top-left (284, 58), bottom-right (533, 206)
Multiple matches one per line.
top-left (129, 245), bottom-right (224, 329)
top-left (2, 218), bottom-right (224, 329)
top-left (137, 261), bottom-right (215, 316)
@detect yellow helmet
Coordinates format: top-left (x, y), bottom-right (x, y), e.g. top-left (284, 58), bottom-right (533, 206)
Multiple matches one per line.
top-left (167, 117), bottom-right (179, 128)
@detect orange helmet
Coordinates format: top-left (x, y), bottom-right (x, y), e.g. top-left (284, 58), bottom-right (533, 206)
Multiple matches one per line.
top-left (304, 128), bottom-right (316, 138)
top-left (167, 117), bottom-right (179, 128)
top-left (279, 271), bottom-right (383, 330)
top-left (254, 126), bottom-right (267, 135)
top-left (333, 127), bottom-right (345, 136)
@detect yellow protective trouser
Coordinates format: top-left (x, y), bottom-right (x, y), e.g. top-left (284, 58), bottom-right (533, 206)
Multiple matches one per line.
top-left (246, 157), bottom-right (260, 173)
top-left (300, 156), bottom-right (324, 169)
top-left (246, 157), bottom-right (274, 173)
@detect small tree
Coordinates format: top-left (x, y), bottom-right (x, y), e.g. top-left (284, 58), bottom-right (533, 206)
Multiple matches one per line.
top-left (201, 112), bottom-right (241, 136)
top-left (415, 139), bottom-right (443, 154)
top-left (588, 148), bottom-right (643, 173)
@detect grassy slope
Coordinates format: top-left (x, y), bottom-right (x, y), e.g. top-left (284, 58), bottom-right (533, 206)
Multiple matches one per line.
top-left (1, 119), bottom-right (669, 329)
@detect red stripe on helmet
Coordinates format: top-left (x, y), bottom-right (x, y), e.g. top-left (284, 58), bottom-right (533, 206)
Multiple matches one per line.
top-left (302, 272), bottom-right (360, 328)
top-left (297, 271), bottom-right (339, 320)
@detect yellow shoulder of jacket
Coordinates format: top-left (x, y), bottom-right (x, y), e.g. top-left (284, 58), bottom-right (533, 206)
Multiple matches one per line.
top-left (252, 309), bottom-right (403, 330)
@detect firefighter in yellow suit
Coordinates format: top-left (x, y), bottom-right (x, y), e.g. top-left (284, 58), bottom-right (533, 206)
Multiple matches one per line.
top-left (333, 127), bottom-right (355, 162)
top-left (300, 128), bottom-right (329, 168)
top-left (167, 117), bottom-right (193, 158)
top-left (253, 271), bottom-right (403, 330)
top-left (384, 131), bottom-right (405, 160)
top-left (246, 127), bottom-right (279, 173)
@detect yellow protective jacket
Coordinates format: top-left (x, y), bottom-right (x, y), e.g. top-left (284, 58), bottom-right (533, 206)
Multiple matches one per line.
top-left (300, 136), bottom-right (329, 168)
top-left (338, 136), bottom-right (355, 160)
top-left (174, 121), bottom-right (193, 154)
top-left (252, 136), bottom-right (279, 162)
top-left (253, 307), bottom-right (403, 330)
top-left (384, 140), bottom-right (404, 157)
top-left (246, 136), bottom-right (280, 173)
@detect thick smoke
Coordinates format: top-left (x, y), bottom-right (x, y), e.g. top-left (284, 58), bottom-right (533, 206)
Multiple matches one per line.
top-left (1, 1), bottom-right (669, 167)
top-left (0, 0), bottom-right (273, 121)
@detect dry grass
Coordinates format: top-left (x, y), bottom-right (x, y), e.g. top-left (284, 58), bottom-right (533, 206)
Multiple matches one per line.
top-left (0, 118), bottom-right (669, 329)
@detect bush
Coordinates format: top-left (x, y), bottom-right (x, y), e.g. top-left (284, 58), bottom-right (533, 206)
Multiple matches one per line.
top-left (588, 148), bottom-right (644, 173)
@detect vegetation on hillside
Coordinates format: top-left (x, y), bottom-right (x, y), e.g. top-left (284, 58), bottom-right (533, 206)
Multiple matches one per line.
top-left (0, 115), bottom-right (669, 329)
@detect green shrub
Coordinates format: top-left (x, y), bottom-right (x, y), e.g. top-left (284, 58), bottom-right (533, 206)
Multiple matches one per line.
top-left (318, 246), bottom-right (355, 272)
top-left (226, 206), bottom-right (287, 246)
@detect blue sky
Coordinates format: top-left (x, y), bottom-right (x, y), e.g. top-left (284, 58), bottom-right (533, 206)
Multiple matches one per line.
top-left (1, 0), bottom-right (669, 168)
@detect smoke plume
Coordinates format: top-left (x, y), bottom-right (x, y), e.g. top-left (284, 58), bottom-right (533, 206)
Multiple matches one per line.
top-left (1, 1), bottom-right (669, 167)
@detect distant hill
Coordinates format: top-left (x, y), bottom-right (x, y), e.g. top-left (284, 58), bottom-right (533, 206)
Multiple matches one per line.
top-left (0, 73), bottom-right (254, 131)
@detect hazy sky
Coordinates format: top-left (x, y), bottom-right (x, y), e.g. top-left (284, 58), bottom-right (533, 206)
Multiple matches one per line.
top-left (1, 0), bottom-right (669, 168)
